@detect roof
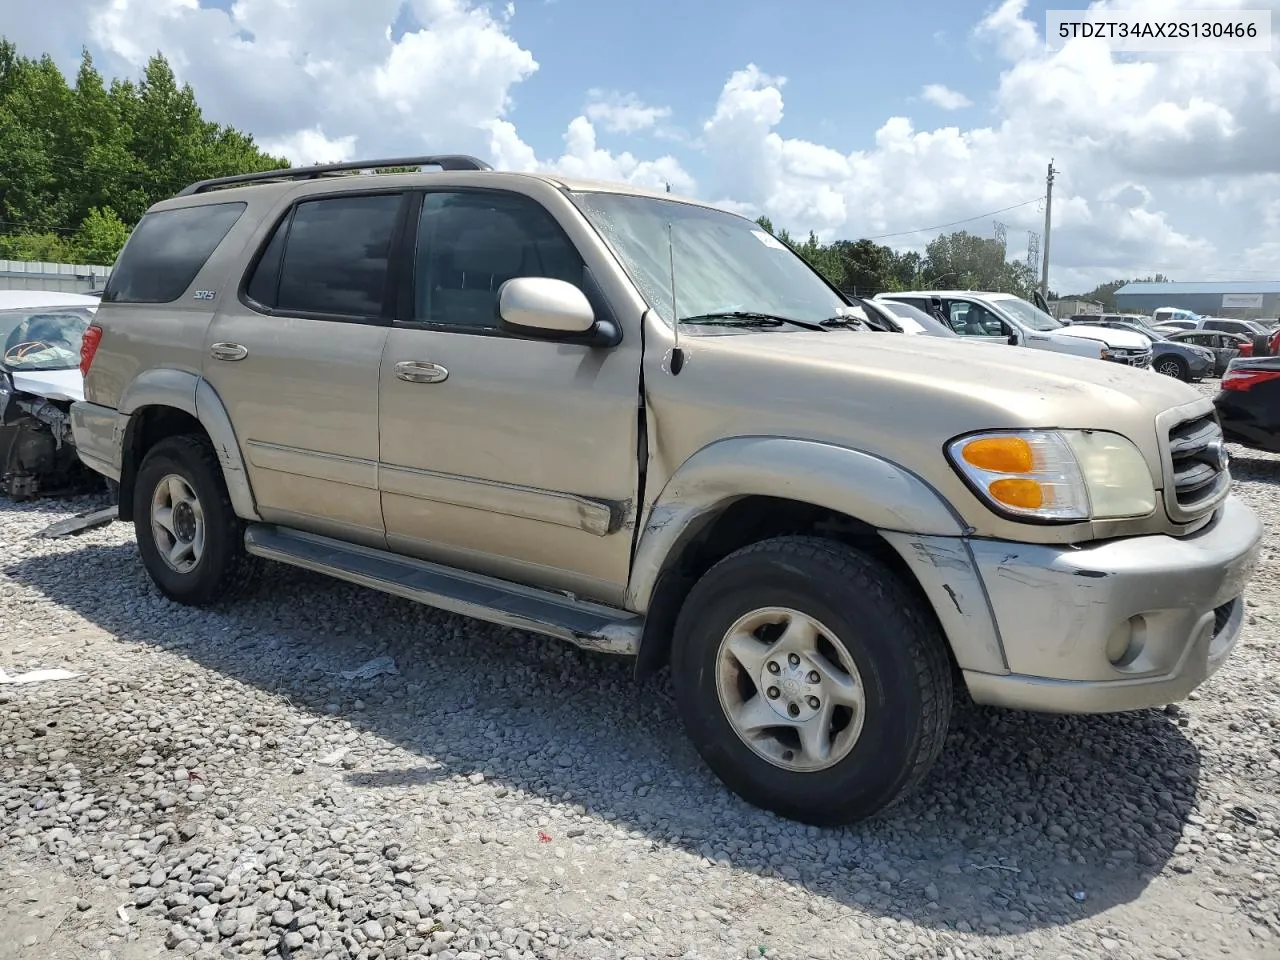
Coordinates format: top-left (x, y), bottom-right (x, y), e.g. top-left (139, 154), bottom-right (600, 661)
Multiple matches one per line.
top-left (881, 290), bottom-right (1022, 301)
top-left (154, 168), bottom-right (720, 216)
top-left (1115, 281), bottom-right (1280, 296)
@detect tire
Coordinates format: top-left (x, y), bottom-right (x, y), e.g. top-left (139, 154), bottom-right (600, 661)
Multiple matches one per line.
top-left (132, 434), bottom-right (259, 606)
top-left (670, 535), bottom-right (952, 826)
top-left (1155, 355), bottom-right (1189, 381)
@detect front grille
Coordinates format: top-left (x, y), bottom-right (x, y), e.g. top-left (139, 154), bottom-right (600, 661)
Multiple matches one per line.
top-left (1167, 413), bottom-right (1230, 516)
top-left (1102, 346), bottom-right (1152, 368)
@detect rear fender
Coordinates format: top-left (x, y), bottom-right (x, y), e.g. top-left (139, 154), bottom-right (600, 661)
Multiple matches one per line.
top-left (118, 369), bottom-right (259, 520)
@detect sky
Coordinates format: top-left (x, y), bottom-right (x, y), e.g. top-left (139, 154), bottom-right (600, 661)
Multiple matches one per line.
top-left (2, 0), bottom-right (1279, 294)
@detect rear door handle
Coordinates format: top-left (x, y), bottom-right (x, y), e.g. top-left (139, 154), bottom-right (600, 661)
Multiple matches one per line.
top-left (210, 342), bottom-right (248, 361)
top-left (395, 360), bottom-right (449, 384)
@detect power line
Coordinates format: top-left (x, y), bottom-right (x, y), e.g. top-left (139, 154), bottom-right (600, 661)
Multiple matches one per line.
top-left (864, 197), bottom-right (1046, 241)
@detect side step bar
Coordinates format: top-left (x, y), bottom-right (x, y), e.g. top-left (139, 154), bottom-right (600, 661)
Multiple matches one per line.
top-left (243, 525), bottom-right (643, 655)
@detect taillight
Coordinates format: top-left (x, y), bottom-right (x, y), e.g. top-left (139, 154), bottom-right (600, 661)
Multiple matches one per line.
top-left (80, 324), bottom-right (103, 378)
top-left (1222, 368), bottom-right (1280, 391)
top-left (1238, 342), bottom-right (1254, 356)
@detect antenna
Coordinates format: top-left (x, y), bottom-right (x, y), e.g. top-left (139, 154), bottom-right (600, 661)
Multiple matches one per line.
top-left (667, 222), bottom-right (684, 375)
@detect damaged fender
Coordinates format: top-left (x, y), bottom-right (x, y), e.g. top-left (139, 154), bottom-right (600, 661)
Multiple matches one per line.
top-left (625, 436), bottom-right (1009, 677)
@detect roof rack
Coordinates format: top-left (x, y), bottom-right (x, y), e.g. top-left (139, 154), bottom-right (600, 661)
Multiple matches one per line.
top-left (176, 155), bottom-right (494, 196)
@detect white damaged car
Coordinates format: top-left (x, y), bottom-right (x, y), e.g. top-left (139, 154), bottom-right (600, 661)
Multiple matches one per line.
top-left (0, 290), bottom-right (108, 499)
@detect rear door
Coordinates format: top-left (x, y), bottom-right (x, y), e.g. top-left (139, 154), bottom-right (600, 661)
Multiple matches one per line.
top-left (375, 187), bottom-right (642, 604)
top-left (203, 189), bottom-right (408, 547)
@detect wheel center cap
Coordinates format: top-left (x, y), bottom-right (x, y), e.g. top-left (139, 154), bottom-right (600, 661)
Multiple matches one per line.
top-left (760, 655), bottom-right (822, 722)
top-left (173, 502), bottom-right (196, 541)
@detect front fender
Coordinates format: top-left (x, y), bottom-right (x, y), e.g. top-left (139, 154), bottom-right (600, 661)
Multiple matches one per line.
top-left (625, 436), bottom-right (967, 613)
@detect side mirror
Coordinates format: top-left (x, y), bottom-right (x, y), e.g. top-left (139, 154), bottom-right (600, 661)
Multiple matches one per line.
top-left (498, 277), bottom-right (596, 337)
top-left (1007, 334), bottom-right (1019, 346)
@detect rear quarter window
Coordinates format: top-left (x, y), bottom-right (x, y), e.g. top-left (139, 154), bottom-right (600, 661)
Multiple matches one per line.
top-left (102, 202), bottom-right (247, 304)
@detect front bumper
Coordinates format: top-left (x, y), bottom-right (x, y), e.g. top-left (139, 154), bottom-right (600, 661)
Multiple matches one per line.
top-left (887, 495), bottom-right (1263, 714)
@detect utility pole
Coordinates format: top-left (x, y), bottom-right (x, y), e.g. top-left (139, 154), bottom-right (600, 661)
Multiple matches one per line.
top-left (1040, 159), bottom-right (1055, 300)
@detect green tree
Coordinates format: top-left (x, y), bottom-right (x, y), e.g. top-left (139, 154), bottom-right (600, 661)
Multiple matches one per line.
top-left (0, 39), bottom-right (288, 264)
top-left (72, 206), bottom-right (130, 264)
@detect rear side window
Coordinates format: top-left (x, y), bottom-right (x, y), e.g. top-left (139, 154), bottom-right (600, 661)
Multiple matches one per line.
top-left (244, 193), bottom-right (403, 319)
top-left (103, 202), bottom-right (246, 304)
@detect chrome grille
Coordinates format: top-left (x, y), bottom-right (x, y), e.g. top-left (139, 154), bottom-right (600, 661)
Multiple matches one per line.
top-left (1167, 413), bottom-right (1230, 517)
top-left (1104, 347), bottom-right (1152, 369)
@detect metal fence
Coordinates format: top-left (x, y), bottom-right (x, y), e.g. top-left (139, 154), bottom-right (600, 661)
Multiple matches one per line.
top-left (0, 259), bottom-right (111, 295)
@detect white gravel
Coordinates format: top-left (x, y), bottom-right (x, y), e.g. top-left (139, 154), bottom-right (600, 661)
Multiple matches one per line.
top-left (2, 381), bottom-right (1278, 960)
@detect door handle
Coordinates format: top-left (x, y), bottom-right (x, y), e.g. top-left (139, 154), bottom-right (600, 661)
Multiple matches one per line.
top-left (210, 342), bottom-right (248, 361)
top-left (395, 360), bottom-right (449, 384)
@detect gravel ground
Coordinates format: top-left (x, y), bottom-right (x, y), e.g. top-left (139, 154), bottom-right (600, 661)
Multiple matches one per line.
top-left (2, 381), bottom-right (1279, 960)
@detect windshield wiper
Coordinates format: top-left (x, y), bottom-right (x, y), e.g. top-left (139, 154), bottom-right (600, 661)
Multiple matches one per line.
top-left (677, 311), bottom-right (827, 332)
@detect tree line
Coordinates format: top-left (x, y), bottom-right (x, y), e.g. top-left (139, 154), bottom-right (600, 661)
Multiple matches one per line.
top-left (0, 40), bottom-right (285, 265)
top-left (755, 217), bottom-right (1043, 299)
top-left (0, 37), bottom-right (1167, 305)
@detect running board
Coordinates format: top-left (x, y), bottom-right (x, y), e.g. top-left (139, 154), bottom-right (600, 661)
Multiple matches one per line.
top-left (243, 525), bottom-right (642, 655)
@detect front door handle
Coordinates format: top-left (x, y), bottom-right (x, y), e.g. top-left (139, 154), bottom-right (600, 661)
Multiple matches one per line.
top-left (395, 360), bottom-right (449, 384)
top-left (210, 342), bottom-right (248, 361)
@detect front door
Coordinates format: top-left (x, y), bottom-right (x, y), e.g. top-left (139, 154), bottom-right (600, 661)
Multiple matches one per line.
top-left (940, 298), bottom-right (1011, 345)
top-left (203, 190), bottom-right (406, 547)
top-left (377, 188), bottom-right (642, 604)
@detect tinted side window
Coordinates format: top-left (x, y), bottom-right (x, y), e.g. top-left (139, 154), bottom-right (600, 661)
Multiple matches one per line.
top-left (103, 202), bottom-right (246, 304)
top-left (271, 194), bottom-right (403, 318)
top-left (244, 212), bottom-right (290, 309)
top-left (412, 191), bottom-right (584, 328)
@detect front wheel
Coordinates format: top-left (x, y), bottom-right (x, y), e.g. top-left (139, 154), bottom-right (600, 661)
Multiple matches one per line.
top-left (133, 435), bottom-right (258, 606)
top-left (1155, 355), bottom-right (1189, 381)
top-left (670, 535), bottom-right (953, 826)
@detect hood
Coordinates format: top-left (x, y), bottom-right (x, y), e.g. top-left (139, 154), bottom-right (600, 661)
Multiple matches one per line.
top-left (8, 367), bottom-right (84, 403)
top-left (1055, 326), bottom-right (1150, 349)
top-left (647, 328), bottom-right (1200, 538)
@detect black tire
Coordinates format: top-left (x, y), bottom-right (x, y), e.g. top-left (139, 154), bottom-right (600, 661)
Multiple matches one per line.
top-left (670, 535), bottom-right (952, 826)
top-left (132, 434), bottom-right (259, 606)
top-left (1155, 355), bottom-right (1189, 381)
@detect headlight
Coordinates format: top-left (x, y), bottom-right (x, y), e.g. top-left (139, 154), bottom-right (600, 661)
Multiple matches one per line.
top-left (946, 430), bottom-right (1156, 522)
top-left (0, 371), bottom-right (10, 404)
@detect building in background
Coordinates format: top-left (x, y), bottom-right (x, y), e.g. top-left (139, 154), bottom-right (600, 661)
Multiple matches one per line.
top-left (1048, 298), bottom-right (1104, 319)
top-left (1115, 281), bottom-right (1280, 319)
top-left (0, 259), bottom-right (111, 295)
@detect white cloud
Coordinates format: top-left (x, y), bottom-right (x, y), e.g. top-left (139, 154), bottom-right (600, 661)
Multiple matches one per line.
top-left (584, 90), bottom-right (673, 135)
top-left (921, 84), bottom-right (973, 110)
top-left (3, 0), bottom-right (1279, 291)
top-left (258, 128), bottom-right (357, 167)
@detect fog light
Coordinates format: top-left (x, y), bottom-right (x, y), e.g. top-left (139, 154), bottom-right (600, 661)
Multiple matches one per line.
top-left (1105, 616), bottom-right (1146, 668)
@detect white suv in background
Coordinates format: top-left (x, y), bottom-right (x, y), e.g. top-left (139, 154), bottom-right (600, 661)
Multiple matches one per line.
top-left (876, 290), bottom-right (1153, 368)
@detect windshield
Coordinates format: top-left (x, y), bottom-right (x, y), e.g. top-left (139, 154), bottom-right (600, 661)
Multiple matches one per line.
top-left (991, 295), bottom-right (1062, 332)
top-left (569, 192), bottom-right (846, 329)
top-left (0, 306), bottom-right (95, 371)
top-left (877, 300), bottom-right (956, 337)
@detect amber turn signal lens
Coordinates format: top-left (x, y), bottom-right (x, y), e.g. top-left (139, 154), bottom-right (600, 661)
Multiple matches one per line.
top-left (961, 436), bottom-right (1034, 474)
top-left (988, 478), bottom-right (1044, 509)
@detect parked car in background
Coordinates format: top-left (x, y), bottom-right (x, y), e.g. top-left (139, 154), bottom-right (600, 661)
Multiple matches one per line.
top-left (0, 290), bottom-right (105, 499)
top-left (875, 290), bottom-right (1152, 366)
top-left (1166, 330), bottom-right (1253, 377)
top-left (856, 297), bottom-right (958, 338)
top-left (1214, 356), bottom-right (1280, 453)
top-left (1152, 307), bottom-right (1201, 329)
top-left (69, 155), bottom-right (1263, 827)
top-left (1067, 315), bottom-right (1214, 381)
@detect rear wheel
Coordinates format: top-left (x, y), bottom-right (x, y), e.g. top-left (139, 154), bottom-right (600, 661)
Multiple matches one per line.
top-left (1155, 355), bottom-right (1189, 381)
top-left (133, 435), bottom-right (258, 605)
top-left (670, 535), bottom-right (952, 826)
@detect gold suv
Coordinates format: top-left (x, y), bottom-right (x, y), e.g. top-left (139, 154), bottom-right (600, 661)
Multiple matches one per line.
top-left (71, 156), bottom-right (1262, 826)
